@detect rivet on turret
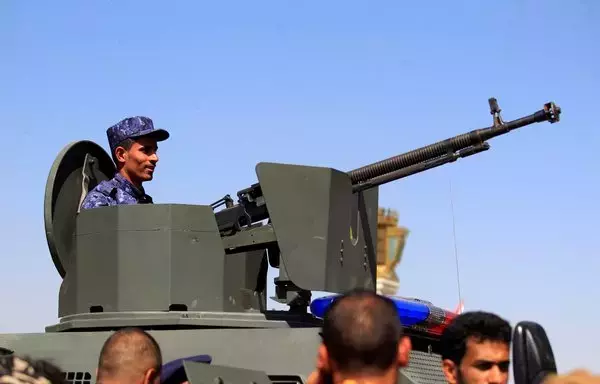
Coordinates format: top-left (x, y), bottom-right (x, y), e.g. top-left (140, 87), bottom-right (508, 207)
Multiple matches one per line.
top-left (214, 377), bottom-right (224, 384)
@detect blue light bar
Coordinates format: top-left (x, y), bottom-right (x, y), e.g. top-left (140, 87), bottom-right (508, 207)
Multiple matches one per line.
top-left (310, 295), bottom-right (430, 327)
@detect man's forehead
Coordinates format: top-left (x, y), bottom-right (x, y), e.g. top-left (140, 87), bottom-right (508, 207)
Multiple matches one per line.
top-left (464, 337), bottom-right (509, 360)
top-left (133, 136), bottom-right (158, 147)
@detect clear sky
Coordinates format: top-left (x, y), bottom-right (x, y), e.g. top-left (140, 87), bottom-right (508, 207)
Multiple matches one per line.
top-left (1, 0), bottom-right (598, 374)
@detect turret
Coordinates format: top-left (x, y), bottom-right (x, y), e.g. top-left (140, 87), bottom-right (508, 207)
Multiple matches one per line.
top-left (42, 98), bottom-right (561, 332)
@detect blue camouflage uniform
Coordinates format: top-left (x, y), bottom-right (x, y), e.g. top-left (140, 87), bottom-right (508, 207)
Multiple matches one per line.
top-left (80, 173), bottom-right (154, 209)
top-left (80, 116), bottom-right (170, 210)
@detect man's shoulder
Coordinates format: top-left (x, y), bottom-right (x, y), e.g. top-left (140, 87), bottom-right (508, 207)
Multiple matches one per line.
top-left (89, 178), bottom-right (122, 197)
top-left (80, 178), bottom-right (119, 209)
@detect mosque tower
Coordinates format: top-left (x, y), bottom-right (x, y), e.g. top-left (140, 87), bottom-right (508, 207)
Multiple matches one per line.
top-left (376, 208), bottom-right (409, 296)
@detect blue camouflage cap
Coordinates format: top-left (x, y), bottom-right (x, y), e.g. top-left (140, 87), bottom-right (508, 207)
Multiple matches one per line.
top-left (106, 116), bottom-right (170, 153)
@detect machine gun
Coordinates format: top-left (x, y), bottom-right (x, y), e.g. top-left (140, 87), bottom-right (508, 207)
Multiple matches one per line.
top-left (214, 98), bottom-right (560, 236)
top-left (209, 98), bottom-right (560, 308)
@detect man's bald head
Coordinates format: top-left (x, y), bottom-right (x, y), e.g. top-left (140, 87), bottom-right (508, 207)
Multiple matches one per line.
top-left (97, 328), bottom-right (162, 384)
top-left (318, 289), bottom-right (411, 376)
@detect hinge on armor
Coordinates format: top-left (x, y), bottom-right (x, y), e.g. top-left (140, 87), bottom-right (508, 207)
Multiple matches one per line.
top-left (77, 154), bottom-right (103, 213)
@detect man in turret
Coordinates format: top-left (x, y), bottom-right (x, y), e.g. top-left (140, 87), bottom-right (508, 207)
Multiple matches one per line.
top-left (80, 116), bottom-right (170, 210)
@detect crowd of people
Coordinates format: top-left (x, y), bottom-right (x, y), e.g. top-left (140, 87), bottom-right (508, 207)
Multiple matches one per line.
top-left (0, 289), bottom-right (597, 384)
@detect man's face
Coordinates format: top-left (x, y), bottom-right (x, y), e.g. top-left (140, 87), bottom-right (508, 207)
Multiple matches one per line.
top-left (443, 338), bottom-right (510, 384)
top-left (116, 136), bottom-right (159, 184)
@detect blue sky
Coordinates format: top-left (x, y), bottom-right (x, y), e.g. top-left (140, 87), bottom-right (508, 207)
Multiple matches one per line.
top-left (1, 0), bottom-right (598, 373)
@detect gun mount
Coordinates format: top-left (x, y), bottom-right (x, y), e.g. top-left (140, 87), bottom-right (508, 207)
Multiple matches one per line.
top-left (210, 98), bottom-right (560, 308)
top-left (0, 97), bottom-right (561, 384)
top-left (38, 97), bottom-right (561, 331)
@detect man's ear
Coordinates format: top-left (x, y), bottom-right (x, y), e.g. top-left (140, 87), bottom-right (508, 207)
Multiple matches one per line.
top-left (143, 367), bottom-right (159, 384)
top-left (396, 336), bottom-right (412, 367)
top-left (317, 344), bottom-right (331, 373)
top-left (442, 359), bottom-right (458, 384)
top-left (114, 146), bottom-right (128, 164)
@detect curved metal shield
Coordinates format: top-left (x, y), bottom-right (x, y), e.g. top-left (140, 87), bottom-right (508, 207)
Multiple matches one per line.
top-left (44, 140), bottom-right (115, 278)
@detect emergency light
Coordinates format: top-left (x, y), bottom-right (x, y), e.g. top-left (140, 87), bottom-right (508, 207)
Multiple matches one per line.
top-left (310, 294), bottom-right (457, 335)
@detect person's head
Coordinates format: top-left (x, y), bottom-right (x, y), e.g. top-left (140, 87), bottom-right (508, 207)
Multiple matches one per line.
top-left (317, 289), bottom-right (412, 382)
top-left (106, 116), bottom-right (170, 187)
top-left (0, 355), bottom-right (64, 384)
top-left (96, 327), bottom-right (162, 384)
top-left (440, 311), bottom-right (512, 384)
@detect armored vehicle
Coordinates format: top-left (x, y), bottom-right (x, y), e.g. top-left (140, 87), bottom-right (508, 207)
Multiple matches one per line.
top-left (0, 98), bottom-right (561, 384)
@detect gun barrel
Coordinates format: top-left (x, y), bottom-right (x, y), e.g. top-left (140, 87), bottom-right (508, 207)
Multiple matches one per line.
top-left (348, 100), bottom-right (561, 186)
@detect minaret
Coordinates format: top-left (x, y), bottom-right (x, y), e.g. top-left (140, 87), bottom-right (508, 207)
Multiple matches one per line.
top-left (376, 208), bottom-right (409, 296)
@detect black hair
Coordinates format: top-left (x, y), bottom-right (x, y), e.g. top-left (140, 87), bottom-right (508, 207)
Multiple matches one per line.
top-left (321, 288), bottom-right (403, 375)
top-left (440, 311), bottom-right (512, 365)
top-left (0, 354), bottom-right (65, 384)
top-left (111, 138), bottom-right (134, 165)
